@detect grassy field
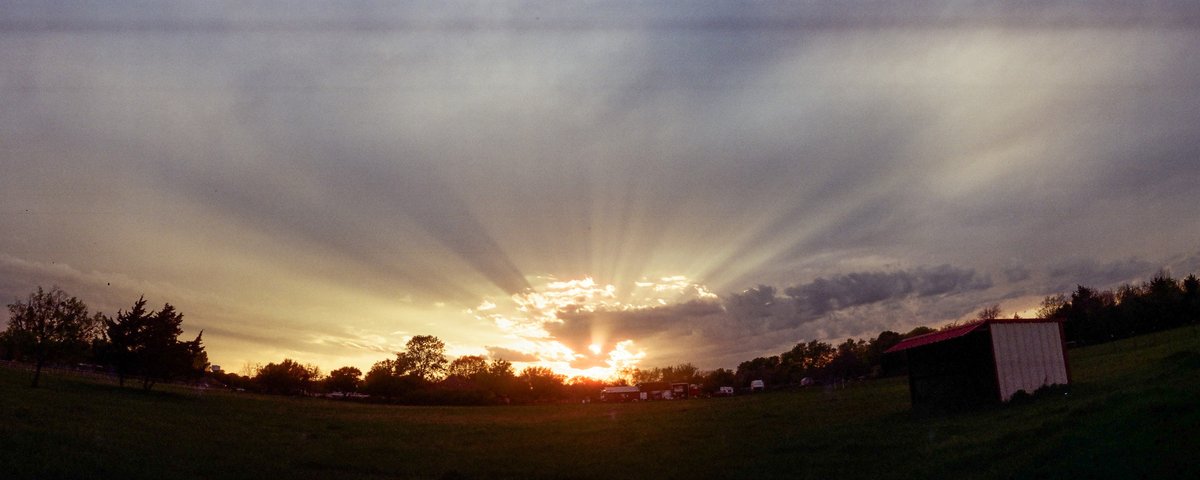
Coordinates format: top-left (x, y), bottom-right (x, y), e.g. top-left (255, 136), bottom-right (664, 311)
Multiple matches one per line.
top-left (3, 325), bottom-right (1199, 479)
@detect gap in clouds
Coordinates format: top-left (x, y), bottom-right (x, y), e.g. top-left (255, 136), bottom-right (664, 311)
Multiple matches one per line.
top-left (2, 1), bottom-right (1199, 374)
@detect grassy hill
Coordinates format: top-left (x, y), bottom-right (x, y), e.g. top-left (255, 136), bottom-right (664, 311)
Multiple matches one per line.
top-left (3, 325), bottom-right (1198, 479)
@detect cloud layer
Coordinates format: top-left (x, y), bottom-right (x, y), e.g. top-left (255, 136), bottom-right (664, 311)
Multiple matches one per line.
top-left (2, 1), bottom-right (1199, 372)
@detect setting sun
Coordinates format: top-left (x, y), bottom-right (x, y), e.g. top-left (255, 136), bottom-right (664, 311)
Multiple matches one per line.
top-left (4, 2), bottom-right (1199, 478)
top-left (466, 275), bottom-right (718, 379)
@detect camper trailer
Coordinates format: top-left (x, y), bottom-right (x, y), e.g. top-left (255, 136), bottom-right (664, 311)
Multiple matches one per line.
top-left (600, 385), bottom-right (640, 402)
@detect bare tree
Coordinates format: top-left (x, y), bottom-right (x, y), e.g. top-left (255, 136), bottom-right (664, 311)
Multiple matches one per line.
top-left (977, 303), bottom-right (1002, 321)
top-left (4, 286), bottom-right (100, 387)
top-left (1037, 294), bottom-right (1067, 319)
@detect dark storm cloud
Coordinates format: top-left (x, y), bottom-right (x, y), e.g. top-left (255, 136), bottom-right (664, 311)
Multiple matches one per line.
top-left (1167, 251), bottom-right (1200, 277)
top-left (5, 0), bottom-right (1199, 32)
top-left (785, 266), bottom-right (993, 317)
top-left (543, 265), bottom-right (993, 364)
top-left (4, 0), bottom-right (1200, 372)
top-left (1003, 266), bottom-right (1032, 283)
top-left (549, 299), bottom-right (725, 348)
top-left (725, 285), bottom-right (787, 322)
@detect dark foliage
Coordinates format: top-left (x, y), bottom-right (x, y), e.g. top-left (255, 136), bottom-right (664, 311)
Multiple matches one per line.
top-left (1, 288), bottom-right (205, 390)
top-left (1040, 272), bottom-right (1200, 345)
top-left (2, 286), bottom-right (101, 387)
top-left (323, 366), bottom-right (362, 395)
top-left (721, 328), bottom-right (926, 391)
top-left (102, 297), bottom-right (207, 390)
top-left (254, 359), bottom-right (321, 395)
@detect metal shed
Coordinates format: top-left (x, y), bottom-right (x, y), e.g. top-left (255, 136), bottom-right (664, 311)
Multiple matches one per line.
top-left (886, 319), bottom-right (1069, 410)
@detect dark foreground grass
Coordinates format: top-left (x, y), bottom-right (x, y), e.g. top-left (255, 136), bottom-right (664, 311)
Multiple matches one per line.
top-left (3, 325), bottom-right (1199, 479)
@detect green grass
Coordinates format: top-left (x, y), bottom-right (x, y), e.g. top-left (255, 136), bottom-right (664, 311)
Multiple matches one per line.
top-left (3, 325), bottom-right (1199, 479)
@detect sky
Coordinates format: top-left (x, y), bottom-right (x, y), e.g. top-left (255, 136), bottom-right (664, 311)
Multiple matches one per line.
top-left (2, 1), bottom-right (1199, 378)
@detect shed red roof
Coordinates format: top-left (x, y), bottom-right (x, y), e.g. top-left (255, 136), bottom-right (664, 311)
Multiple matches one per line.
top-left (884, 318), bottom-right (1063, 354)
top-left (885, 321), bottom-right (986, 354)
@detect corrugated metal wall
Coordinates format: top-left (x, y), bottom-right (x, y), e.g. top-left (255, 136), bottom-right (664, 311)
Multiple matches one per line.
top-left (990, 322), bottom-right (1069, 401)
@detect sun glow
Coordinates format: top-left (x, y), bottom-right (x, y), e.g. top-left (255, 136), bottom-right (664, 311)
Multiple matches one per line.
top-left (539, 339), bottom-right (648, 381)
top-left (470, 275), bottom-right (713, 380)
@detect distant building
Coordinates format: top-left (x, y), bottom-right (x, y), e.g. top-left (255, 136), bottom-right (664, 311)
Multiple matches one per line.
top-left (209, 365), bottom-right (222, 374)
top-left (886, 318), bottom-right (1070, 410)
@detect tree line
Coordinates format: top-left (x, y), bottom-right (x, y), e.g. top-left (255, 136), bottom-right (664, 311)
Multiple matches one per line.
top-left (2, 285), bottom-right (915, 397)
top-left (624, 270), bottom-right (1200, 391)
top-left (1039, 272), bottom-right (1200, 345)
top-left (211, 335), bottom-right (607, 405)
top-left (0, 286), bottom-right (207, 389)
top-left (5, 270), bottom-right (1196, 400)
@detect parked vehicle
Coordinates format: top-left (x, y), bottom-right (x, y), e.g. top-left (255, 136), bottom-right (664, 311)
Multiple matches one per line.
top-left (600, 385), bottom-right (640, 402)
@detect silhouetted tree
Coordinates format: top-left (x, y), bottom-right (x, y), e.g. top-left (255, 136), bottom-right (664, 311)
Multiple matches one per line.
top-left (102, 297), bottom-right (151, 386)
top-left (1114, 283), bottom-right (1148, 336)
top-left (976, 304), bottom-right (1002, 321)
top-left (136, 303), bottom-right (204, 390)
top-left (660, 363), bottom-right (700, 384)
top-left (476, 358), bottom-right (518, 401)
top-left (866, 331), bottom-right (901, 362)
top-left (904, 326), bottom-right (935, 337)
top-left (827, 339), bottom-right (869, 381)
top-left (1184, 274), bottom-right (1200, 322)
top-left (1033, 271), bottom-right (1200, 345)
top-left (0, 328), bottom-right (15, 360)
top-left (701, 368), bottom-right (736, 393)
top-left (324, 366), bottom-right (362, 395)
top-left (627, 363), bottom-right (702, 386)
top-left (362, 359), bottom-right (406, 398)
top-left (101, 297), bottom-right (206, 389)
top-left (780, 340), bottom-right (834, 383)
top-left (183, 332), bottom-right (208, 380)
top-left (1037, 294), bottom-right (1067, 319)
top-left (1144, 274), bottom-right (1185, 331)
top-left (518, 366), bottom-right (565, 402)
top-left (210, 370), bottom-right (255, 392)
top-left (866, 330), bottom-right (905, 376)
top-left (1064, 285), bottom-right (1115, 343)
top-left (398, 335), bottom-right (447, 383)
top-left (447, 355), bottom-right (488, 380)
top-left (564, 377), bottom-right (605, 401)
top-left (3, 286), bottom-right (102, 387)
top-left (628, 367), bottom-right (660, 385)
top-left (735, 356), bottom-right (780, 388)
top-left (255, 359), bottom-right (321, 395)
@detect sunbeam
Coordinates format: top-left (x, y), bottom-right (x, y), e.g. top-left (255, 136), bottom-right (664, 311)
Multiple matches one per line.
top-left (3, 1), bottom-right (1198, 375)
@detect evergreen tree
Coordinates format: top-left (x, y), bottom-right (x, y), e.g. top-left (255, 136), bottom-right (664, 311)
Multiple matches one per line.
top-left (103, 297), bottom-right (206, 390)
